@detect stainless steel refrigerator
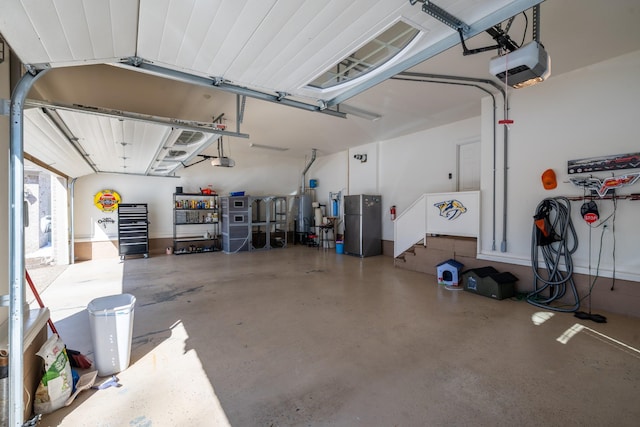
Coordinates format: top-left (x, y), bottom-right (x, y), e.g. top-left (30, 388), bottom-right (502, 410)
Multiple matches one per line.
top-left (344, 194), bottom-right (382, 257)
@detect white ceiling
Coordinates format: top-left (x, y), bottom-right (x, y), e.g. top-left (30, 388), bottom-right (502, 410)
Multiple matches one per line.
top-left (2, 0), bottom-right (640, 178)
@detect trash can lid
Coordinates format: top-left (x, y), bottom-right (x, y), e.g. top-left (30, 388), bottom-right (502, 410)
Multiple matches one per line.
top-left (88, 293), bottom-right (136, 314)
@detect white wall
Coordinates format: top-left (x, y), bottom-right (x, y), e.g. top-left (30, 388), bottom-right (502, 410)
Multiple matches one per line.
top-left (378, 117), bottom-right (481, 240)
top-left (303, 118), bottom-right (480, 241)
top-left (306, 144), bottom-right (381, 230)
top-left (480, 50), bottom-right (640, 281)
top-left (51, 174), bottom-right (70, 264)
top-left (75, 152), bottom-right (305, 240)
top-left (307, 150), bottom-right (348, 215)
top-left (348, 142), bottom-right (379, 195)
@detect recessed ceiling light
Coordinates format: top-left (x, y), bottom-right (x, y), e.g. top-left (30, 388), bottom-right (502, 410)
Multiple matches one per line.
top-left (249, 143), bottom-right (289, 151)
top-left (338, 104), bottom-right (382, 121)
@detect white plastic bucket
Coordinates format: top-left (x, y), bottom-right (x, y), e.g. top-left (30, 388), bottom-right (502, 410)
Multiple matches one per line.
top-left (88, 294), bottom-right (136, 376)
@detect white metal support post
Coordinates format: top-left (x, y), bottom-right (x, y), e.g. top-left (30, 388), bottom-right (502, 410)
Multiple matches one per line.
top-left (8, 68), bottom-right (47, 427)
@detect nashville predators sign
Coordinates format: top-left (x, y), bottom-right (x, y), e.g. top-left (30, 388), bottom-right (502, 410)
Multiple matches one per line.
top-left (94, 189), bottom-right (121, 212)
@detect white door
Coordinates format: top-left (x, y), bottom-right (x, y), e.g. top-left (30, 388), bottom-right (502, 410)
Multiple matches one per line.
top-left (457, 141), bottom-right (480, 191)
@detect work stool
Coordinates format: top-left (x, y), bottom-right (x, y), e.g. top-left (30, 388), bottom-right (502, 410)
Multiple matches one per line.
top-left (319, 223), bottom-right (335, 250)
top-left (307, 232), bottom-right (319, 247)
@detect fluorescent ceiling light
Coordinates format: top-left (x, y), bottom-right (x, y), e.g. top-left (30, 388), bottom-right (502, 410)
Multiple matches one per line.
top-left (249, 143), bottom-right (289, 151)
top-left (338, 104), bottom-right (382, 121)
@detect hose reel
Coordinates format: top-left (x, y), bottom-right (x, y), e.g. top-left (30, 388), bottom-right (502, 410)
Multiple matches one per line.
top-left (527, 197), bottom-right (580, 312)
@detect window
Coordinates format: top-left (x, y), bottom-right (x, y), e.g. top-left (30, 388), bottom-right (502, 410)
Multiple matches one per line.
top-left (307, 21), bottom-right (419, 89)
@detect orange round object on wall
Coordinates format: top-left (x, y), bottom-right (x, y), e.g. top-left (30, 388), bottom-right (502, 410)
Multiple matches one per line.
top-left (541, 169), bottom-right (557, 190)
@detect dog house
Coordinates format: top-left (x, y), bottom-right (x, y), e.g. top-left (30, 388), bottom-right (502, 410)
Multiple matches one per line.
top-left (462, 267), bottom-right (518, 300)
top-left (436, 259), bottom-right (464, 287)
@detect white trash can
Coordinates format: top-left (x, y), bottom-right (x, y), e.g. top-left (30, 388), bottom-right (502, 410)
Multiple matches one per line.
top-left (88, 293), bottom-right (136, 377)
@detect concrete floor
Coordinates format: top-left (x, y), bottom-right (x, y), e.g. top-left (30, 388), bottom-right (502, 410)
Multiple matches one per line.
top-left (36, 246), bottom-right (640, 426)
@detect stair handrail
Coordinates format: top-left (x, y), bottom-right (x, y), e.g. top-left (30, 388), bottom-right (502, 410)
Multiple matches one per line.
top-left (394, 194), bottom-right (427, 258)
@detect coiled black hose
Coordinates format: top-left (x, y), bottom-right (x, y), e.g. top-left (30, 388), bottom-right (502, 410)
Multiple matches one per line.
top-left (527, 197), bottom-right (580, 312)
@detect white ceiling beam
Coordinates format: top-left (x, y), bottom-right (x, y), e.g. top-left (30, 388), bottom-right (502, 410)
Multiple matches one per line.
top-left (25, 98), bottom-right (250, 139)
top-left (116, 59), bottom-right (347, 119)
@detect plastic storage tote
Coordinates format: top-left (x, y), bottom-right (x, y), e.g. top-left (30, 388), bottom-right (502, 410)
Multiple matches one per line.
top-left (88, 293), bottom-right (136, 376)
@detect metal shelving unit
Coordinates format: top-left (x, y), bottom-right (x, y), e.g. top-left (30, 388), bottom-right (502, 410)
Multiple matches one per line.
top-left (118, 203), bottom-right (149, 260)
top-left (220, 195), bottom-right (288, 253)
top-left (173, 193), bottom-right (220, 255)
top-left (250, 196), bottom-right (288, 250)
